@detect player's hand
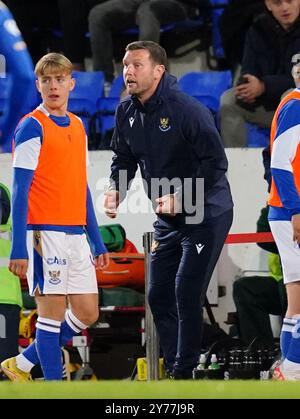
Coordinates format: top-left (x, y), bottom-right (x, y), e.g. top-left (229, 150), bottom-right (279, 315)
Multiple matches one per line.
top-left (9, 259), bottom-right (28, 279)
top-left (155, 193), bottom-right (181, 216)
top-left (292, 214), bottom-right (300, 244)
top-left (94, 253), bottom-right (110, 270)
top-left (104, 190), bottom-right (119, 218)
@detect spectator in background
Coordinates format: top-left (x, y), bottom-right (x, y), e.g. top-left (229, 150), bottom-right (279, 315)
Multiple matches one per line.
top-left (88, 0), bottom-right (201, 88)
top-left (219, 0), bottom-right (265, 72)
top-left (3, 0), bottom-right (61, 64)
top-left (0, 1), bottom-right (36, 153)
top-left (57, 0), bottom-right (108, 71)
top-left (220, 0), bottom-right (300, 148)
top-left (4, 0), bottom-right (109, 70)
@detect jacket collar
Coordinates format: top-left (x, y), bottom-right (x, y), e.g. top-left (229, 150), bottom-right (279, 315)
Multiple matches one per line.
top-left (131, 73), bottom-right (178, 113)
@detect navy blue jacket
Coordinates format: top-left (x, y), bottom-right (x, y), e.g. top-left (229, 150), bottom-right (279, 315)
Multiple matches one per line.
top-left (110, 73), bottom-right (233, 225)
top-left (242, 12), bottom-right (300, 110)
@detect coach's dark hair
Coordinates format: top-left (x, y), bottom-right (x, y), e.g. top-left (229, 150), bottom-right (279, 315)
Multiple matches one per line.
top-left (125, 41), bottom-right (168, 70)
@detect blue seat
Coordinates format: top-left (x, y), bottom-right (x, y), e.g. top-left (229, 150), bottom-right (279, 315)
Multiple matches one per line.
top-left (121, 15), bottom-right (206, 37)
top-left (95, 75), bottom-right (125, 147)
top-left (209, 0), bottom-right (229, 60)
top-left (97, 97), bottom-right (119, 136)
top-left (109, 74), bottom-right (125, 97)
top-left (68, 71), bottom-right (104, 133)
top-left (246, 123), bottom-right (270, 148)
top-left (118, 4), bottom-right (209, 59)
top-left (205, 0), bottom-right (229, 69)
top-left (178, 70), bottom-right (232, 113)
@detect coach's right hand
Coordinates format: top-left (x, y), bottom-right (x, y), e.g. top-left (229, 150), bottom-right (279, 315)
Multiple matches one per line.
top-left (104, 190), bottom-right (119, 218)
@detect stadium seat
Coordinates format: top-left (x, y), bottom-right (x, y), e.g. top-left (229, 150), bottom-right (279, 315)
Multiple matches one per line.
top-left (246, 123), bottom-right (270, 148)
top-left (117, 1), bottom-right (211, 59)
top-left (121, 16), bottom-right (207, 37)
top-left (109, 74), bottom-right (125, 97)
top-left (94, 75), bottom-right (125, 149)
top-left (68, 71), bottom-right (104, 135)
top-left (178, 70), bottom-right (232, 113)
top-left (207, 0), bottom-right (229, 68)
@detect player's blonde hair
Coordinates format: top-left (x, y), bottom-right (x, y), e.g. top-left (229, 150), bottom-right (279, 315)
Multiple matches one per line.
top-left (35, 52), bottom-right (73, 77)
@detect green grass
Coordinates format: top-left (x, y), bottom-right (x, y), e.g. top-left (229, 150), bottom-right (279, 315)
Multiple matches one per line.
top-left (0, 380), bottom-right (300, 399)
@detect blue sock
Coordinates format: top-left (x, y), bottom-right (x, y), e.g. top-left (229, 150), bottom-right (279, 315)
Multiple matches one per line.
top-left (21, 310), bottom-right (88, 367)
top-left (286, 317), bottom-right (300, 364)
top-left (60, 309), bottom-right (88, 345)
top-left (21, 340), bottom-right (39, 365)
top-left (35, 317), bottom-right (62, 380)
top-left (281, 317), bottom-right (297, 358)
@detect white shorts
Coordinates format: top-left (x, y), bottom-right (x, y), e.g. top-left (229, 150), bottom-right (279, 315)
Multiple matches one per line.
top-left (26, 230), bottom-right (98, 296)
top-left (269, 220), bottom-right (300, 284)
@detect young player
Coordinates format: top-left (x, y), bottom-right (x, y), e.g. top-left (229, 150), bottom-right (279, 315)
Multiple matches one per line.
top-left (1, 52), bottom-right (109, 381)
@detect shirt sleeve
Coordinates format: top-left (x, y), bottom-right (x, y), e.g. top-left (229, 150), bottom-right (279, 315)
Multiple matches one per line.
top-left (109, 108), bottom-right (138, 198)
top-left (10, 167), bottom-right (34, 259)
top-left (85, 185), bottom-right (107, 257)
top-left (271, 98), bottom-right (300, 214)
top-left (13, 116), bottom-right (42, 169)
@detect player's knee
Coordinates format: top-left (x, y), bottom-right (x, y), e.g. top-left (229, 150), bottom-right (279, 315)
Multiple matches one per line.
top-left (78, 309), bottom-right (99, 326)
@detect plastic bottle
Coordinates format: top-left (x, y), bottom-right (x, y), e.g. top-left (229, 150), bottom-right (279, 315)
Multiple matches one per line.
top-left (197, 353), bottom-right (206, 370)
top-left (208, 354), bottom-right (220, 370)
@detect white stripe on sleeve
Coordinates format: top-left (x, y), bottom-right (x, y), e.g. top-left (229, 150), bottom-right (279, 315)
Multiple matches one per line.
top-left (13, 136), bottom-right (41, 170)
top-left (271, 124), bottom-right (300, 172)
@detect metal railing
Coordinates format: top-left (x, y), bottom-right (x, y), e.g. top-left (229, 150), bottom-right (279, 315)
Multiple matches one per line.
top-left (143, 232), bottom-right (160, 381)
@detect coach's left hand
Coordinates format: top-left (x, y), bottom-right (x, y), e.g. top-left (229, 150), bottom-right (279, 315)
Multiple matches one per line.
top-left (155, 193), bottom-right (181, 216)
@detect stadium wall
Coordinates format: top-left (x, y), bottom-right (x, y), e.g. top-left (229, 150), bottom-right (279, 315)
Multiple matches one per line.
top-left (0, 148), bottom-right (269, 330)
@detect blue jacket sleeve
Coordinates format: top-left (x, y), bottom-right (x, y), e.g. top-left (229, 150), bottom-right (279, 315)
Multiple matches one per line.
top-left (10, 167), bottom-right (34, 259)
top-left (109, 108), bottom-right (138, 198)
top-left (182, 100), bottom-right (228, 192)
top-left (85, 186), bottom-right (107, 257)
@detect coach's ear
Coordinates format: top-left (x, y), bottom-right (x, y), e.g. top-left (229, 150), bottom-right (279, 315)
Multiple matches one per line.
top-left (154, 64), bottom-right (165, 81)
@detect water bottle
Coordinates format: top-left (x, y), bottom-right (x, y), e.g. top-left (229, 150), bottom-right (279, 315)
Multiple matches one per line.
top-left (197, 353), bottom-right (207, 370)
top-left (208, 354), bottom-right (220, 370)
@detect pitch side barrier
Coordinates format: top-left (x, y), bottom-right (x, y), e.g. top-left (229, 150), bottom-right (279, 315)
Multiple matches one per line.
top-left (143, 231), bottom-right (275, 381)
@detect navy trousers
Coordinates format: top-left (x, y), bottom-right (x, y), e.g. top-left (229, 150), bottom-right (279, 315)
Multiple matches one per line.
top-left (148, 209), bottom-right (233, 377)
